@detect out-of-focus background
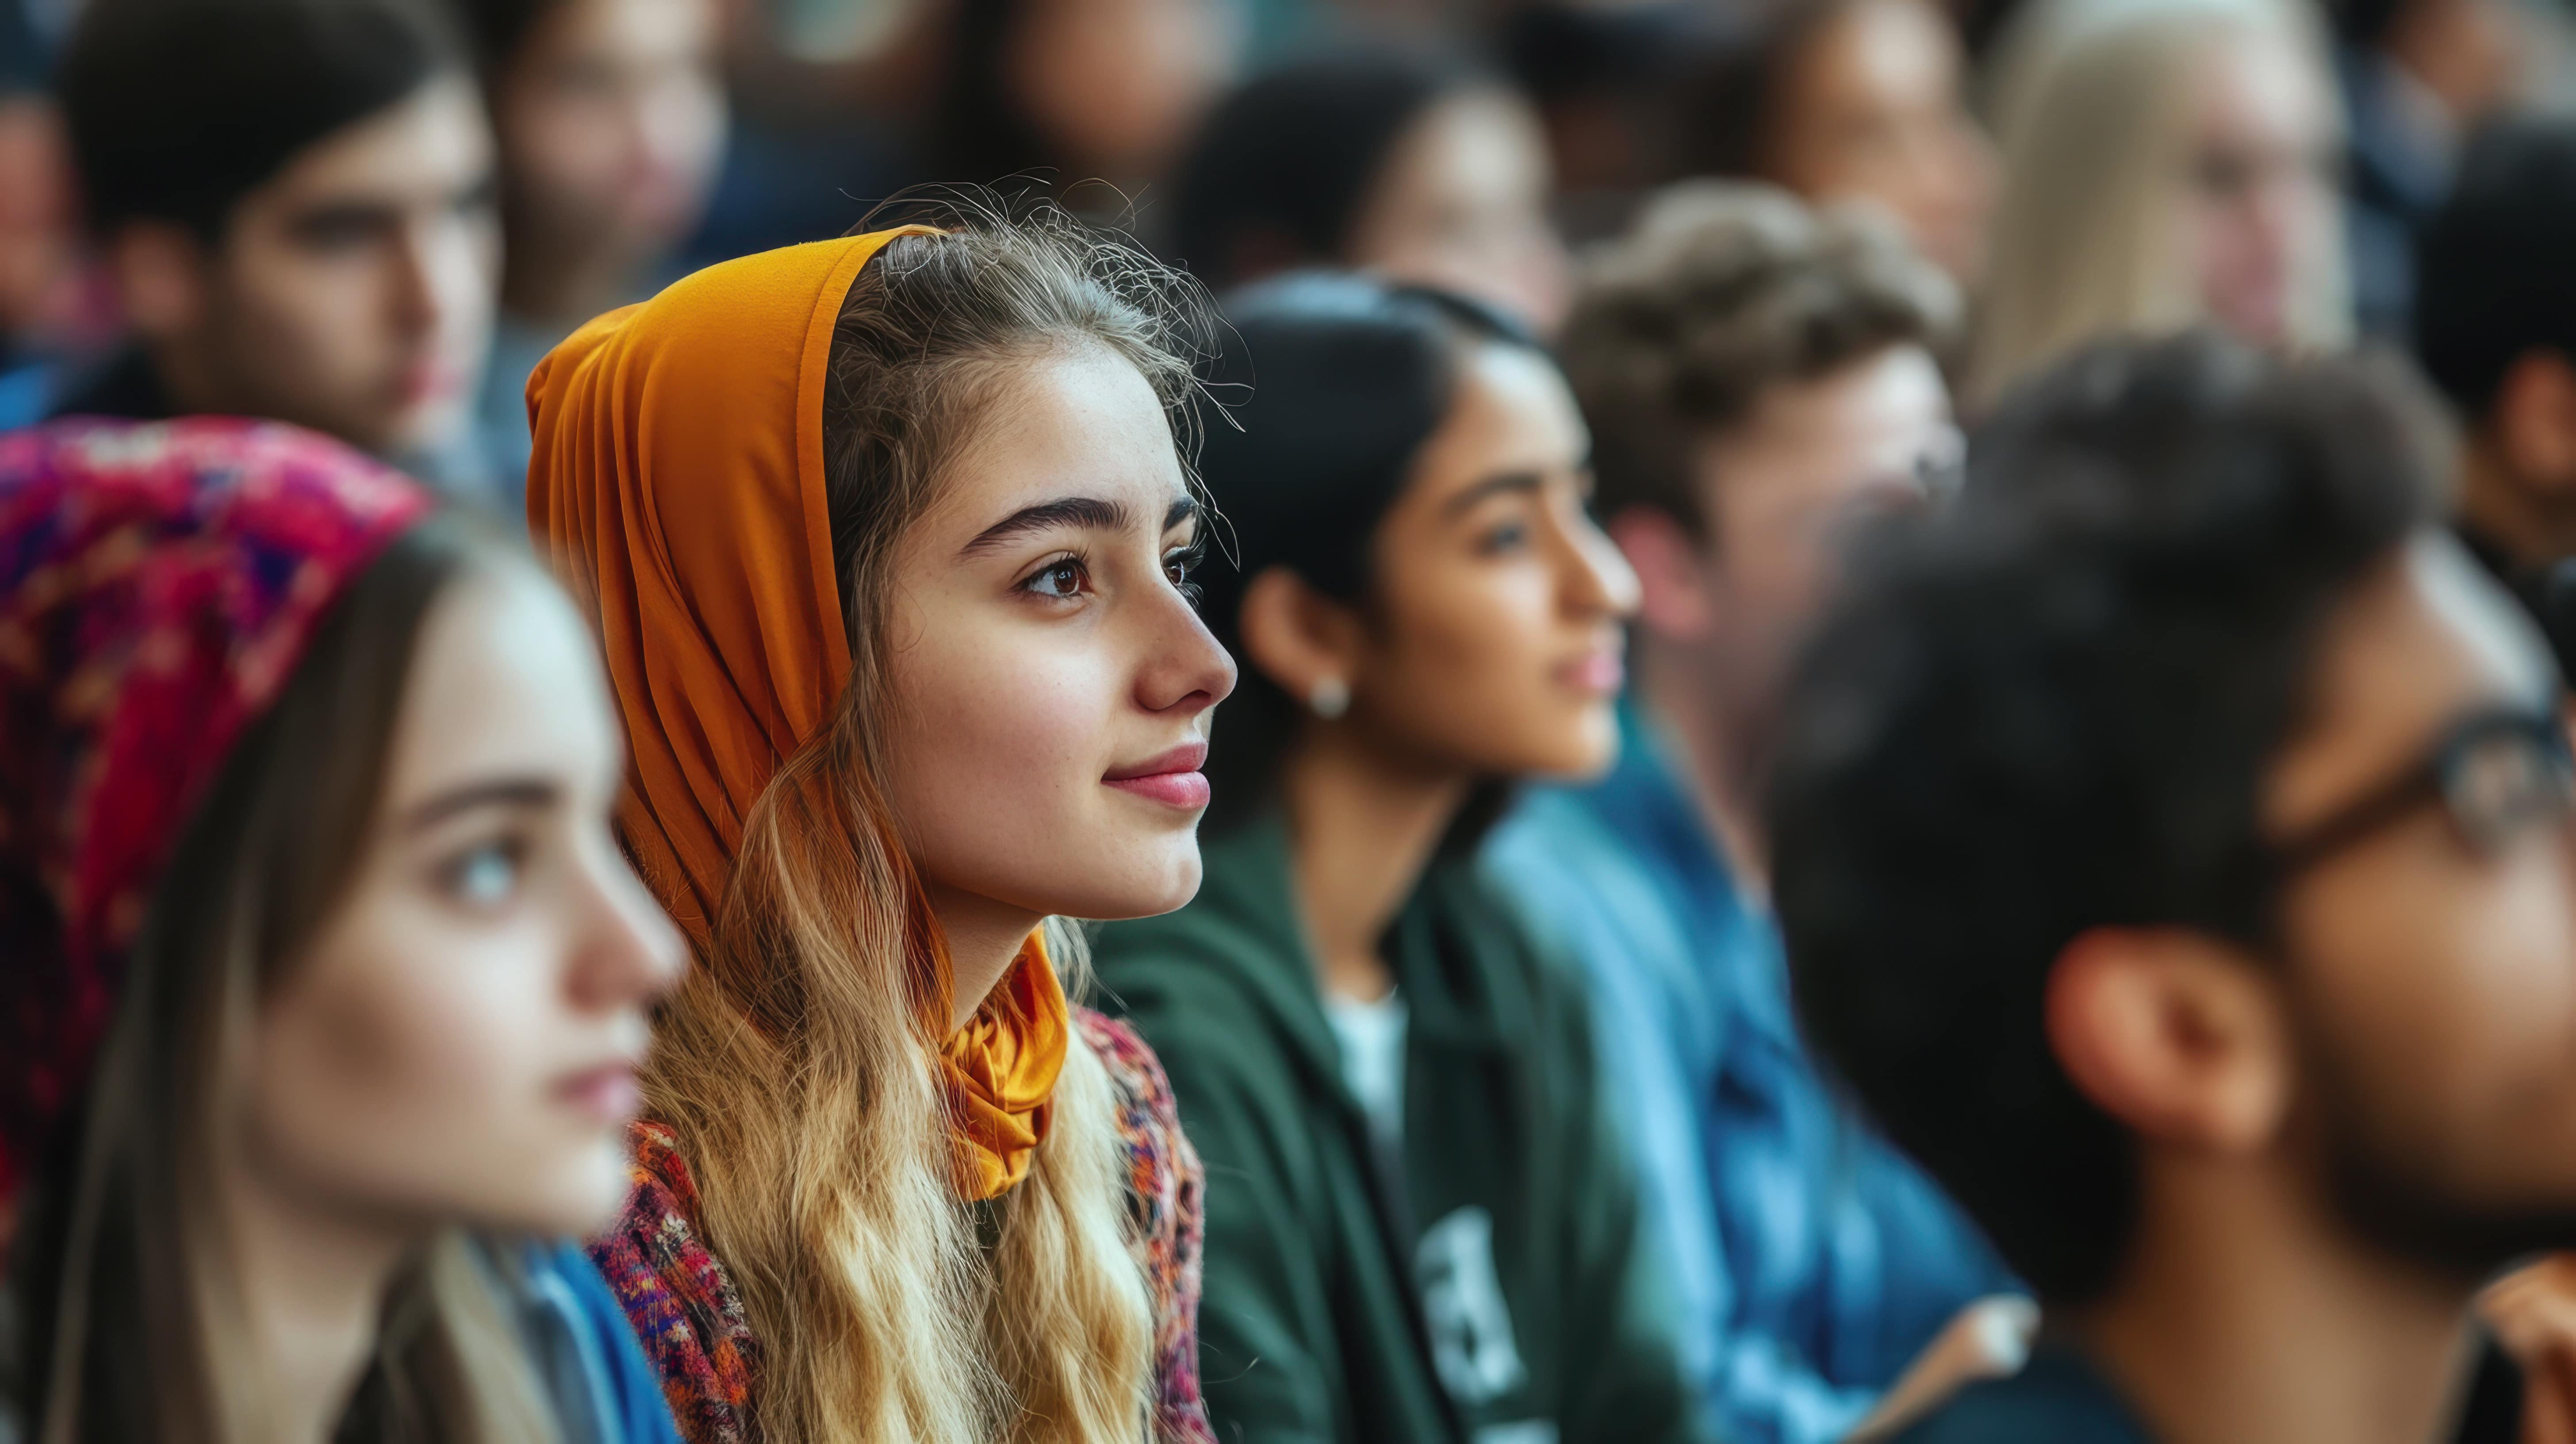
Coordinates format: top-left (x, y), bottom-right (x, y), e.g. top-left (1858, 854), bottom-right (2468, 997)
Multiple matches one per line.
top-left (4, 0), bottom-right (2572, 491)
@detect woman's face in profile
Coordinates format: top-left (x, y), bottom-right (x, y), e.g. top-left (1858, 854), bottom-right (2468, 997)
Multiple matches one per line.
top-left (2174, 26), bottom-right (2340, 348)
top-left (241, 563), bottom-right (684, 1241)
top-left (870, 344), bottom-right (1238, 933)
top-left (1336, 340), bottom-right (1638, 781)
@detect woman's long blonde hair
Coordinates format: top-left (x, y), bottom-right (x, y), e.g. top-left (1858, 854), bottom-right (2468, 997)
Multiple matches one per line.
top-left (639, 202), bottom-right (1214, 1444)
top-left (1967, 0), bottom-right (2350, 408)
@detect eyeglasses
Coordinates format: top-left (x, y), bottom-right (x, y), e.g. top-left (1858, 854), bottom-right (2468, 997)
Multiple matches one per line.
top-left (2271, 705), bottom-right (2576, 877)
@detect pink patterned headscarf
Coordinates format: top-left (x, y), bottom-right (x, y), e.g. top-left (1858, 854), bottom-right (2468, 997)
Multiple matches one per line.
top-left (0, 418), bottom-right (431, 1208)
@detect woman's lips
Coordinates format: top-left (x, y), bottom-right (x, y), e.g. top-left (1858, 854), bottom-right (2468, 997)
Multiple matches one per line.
top-left (557, 1060), bottom-right (642, 1123)
top-left (1558, 647), bottom-right (1626, 698)
top-left (1104, 739), bottom-right (1212, 810)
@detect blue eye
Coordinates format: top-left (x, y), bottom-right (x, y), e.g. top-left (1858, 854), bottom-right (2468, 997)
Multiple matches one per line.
top-left (1479, 522), bottom-right (1532, 556)
top-left (443, 840), bottom-right (524, 908)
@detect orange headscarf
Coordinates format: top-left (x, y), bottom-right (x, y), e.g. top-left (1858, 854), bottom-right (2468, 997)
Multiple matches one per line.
top-left (524, 229), bottom-right (1068, 1200)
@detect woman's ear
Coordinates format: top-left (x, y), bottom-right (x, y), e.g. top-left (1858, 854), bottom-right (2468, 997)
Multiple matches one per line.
top-left (1238, 565), bottom-right (1367, 715)
top-left (2045, 926), bottom-right (2296, 1156)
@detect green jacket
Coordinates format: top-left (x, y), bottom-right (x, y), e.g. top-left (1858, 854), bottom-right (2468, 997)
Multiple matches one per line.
top-left (1092, 813), bottom-right (1712, 1444)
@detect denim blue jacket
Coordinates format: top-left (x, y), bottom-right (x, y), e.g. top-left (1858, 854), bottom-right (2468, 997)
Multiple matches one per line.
top-left (1485, 709), bottom-right (2009, 1444)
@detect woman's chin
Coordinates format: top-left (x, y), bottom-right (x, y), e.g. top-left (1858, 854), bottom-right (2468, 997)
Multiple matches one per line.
top-left (1041, 848), bottom-right (1207, 923)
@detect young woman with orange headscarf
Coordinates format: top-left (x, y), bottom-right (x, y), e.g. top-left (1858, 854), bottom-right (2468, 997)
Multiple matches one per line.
top-left (523, 205), bottom-right (1236, 1444)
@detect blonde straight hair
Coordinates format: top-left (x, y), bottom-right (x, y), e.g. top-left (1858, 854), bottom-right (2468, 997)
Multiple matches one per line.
top-left (637, 203), bottom-right (1214, 1444)
top-left (1968, 0), bottom-right (2351, 408)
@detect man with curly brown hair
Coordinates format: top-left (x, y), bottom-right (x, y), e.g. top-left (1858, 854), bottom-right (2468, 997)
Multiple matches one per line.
top-left (1487, 180), bottom-right (2027, 1444)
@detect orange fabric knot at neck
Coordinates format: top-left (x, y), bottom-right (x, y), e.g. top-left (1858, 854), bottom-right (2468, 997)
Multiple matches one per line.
top-left (942, 930), bottom-right (1072, 1201)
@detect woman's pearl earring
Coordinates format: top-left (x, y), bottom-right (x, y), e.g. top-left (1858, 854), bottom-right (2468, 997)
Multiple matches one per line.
top-left (1309, 676), bottom-right (1351, 721)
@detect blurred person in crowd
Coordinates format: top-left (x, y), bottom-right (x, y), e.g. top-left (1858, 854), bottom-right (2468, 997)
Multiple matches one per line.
top-left (1501, 2), bottom-right (1711, 243)
top-left (1673, 0), bottom-right (1997, 287)
top-left (1485, 182), bottom-right (2024, 1444)
top-left (528, 207), bottom-right (1233, 1444)
top-left (0, 418), bottom-right (684, 1442)
top-left (50, 0), bottom-right (502, 501)
top-left (455, 0), bottom-right (727, 510)
top-left (1168, 49), bottom-right (1572, 333)
top-left (1772, 330), bottom-right (2576, 1444)
top-left (2334, 0), bottom-right (2521, 339)
top-left (926, 0), bottom-right (1236, 212)
top-left (2415, 115), bottom-right (2576, 592)
top-left (0, 0), bottom-right (106, 435)
top-left (1093, 275), bottom-right (1710, 1444)
top-left (1968, 0), bottom-right (2347, 409)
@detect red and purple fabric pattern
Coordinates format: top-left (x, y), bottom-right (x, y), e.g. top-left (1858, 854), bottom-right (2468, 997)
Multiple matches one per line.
top-left (0, 417), bottom-right (429, 1210)
top-left (590, 1007), bottom-right (1218, 1444)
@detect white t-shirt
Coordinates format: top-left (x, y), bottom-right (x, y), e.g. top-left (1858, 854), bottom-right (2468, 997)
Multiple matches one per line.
top-left (1325, 989), bottom-right (1409, 1152)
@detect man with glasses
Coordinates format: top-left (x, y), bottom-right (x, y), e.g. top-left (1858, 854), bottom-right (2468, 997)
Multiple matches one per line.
top-left (1486, 182), bottom-right (2027, 1444)
top-left (1771, 330), bottom-right (2576, 1444)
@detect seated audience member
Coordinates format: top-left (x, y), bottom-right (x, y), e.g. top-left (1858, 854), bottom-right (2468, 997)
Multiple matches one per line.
top-left (0, 418), bottom-right (683, 1441)
top-left (1091, 276), bottom-right (1709, 1444)
top-left (1771, 330), bottom-right (2576, 1444)
top-left (1673, 0), bottom-right (1996, 286)
top-left (1168, 49), bottom-right (1571, 332)
top-left (454, 0), bottom-right (727, 509)
top-left (926, 0), bottom-right (1237, 212)
top-left (1485, 182), bottom-right (2023, 1444)
top-left (2334, 0), bottom-right (2520, 338)
top-left (2415, 115), bottom-right (2576, 594)
top-left (1968, 0), bottom-right (2346, 409)
top-left (529, 210), bottom-right (1231, 1444)
top-left (49, 0), bottom-right (500, 501)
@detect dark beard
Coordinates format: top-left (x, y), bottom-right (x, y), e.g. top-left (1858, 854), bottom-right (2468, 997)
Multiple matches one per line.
top-left (2305, 1012), bottom-right (2576, 1283)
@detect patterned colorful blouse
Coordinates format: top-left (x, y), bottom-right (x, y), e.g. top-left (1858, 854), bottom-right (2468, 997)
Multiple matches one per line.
top-left (588, 1009), bottom-right (1215, 1444)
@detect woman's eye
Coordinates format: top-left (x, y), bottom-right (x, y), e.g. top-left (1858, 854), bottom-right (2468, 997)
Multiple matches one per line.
top-left (1024, 559), bottom-right (1090, 599)
top-left (1478, 522), bottom-right (1532, 556)
top-left (441, 840), bottom-right (525, 908)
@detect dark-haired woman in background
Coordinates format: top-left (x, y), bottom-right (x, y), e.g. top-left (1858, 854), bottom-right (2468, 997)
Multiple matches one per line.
top-left (1090, 277), bottom-right (1707, 1444)
top-left (0, 418), bottom-right (684, 1443)
top-left (454, 0), bottom-right (729, 506)
top-left (1167, 50), bottom-right (1571, 333)
top-left (1675, 0), bottom-right (1994, 286)
top-left (924, 0), bottom-right (1236, 211)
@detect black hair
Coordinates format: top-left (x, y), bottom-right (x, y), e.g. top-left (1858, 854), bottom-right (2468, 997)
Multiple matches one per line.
top-left (56, 0), bottom-right (468, 242)
top-left (448, 0), bottom-right (567, 75)
top-left (2330, 0), bottom-right (2409, 50)
top-left (1670, 0), bottom-right (1861, 180)
top-left (1194, 272), bottom-right (1539, 833)
top-left (1166, 47), bottom-right (1473, 294)
top-left (925, 0), bottom-right (1059, 200)
top-left (2414, 114), bottom-right (2576, 423)
top-left (1766, 331), bottom-right (2445, 1303)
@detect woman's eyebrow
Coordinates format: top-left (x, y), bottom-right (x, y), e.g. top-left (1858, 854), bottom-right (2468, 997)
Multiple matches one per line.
top-left (1442, 471), bottom-right (1546, 517)
top-left (397, 776), bottom-right (560, 834)
top-left (958, 495), bottom-right (1133, 558)
top-left (1164, 494), bottom-right (1200, 532)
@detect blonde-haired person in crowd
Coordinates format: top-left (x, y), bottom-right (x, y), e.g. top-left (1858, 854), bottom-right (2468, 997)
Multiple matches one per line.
top-left (529, 200), bottom-right (1234, 1444)
top-left (1967, 0), bottom-right (2350, 409)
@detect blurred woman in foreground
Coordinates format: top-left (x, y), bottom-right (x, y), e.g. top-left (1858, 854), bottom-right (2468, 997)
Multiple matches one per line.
top-left (0, 417), bottom-right (684, 1442)
top-left (1090, 276), bottom-right (1708, 1444)
top-left (1968, 0), bottom-right (2349, 407)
